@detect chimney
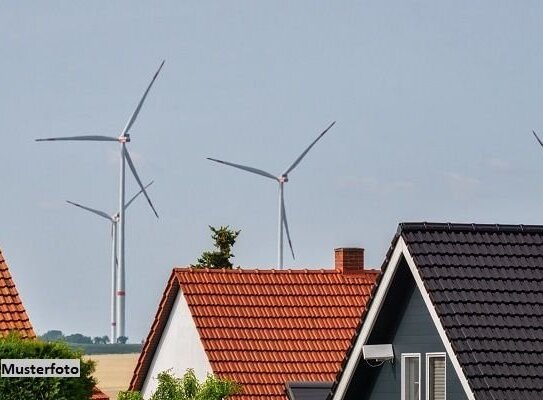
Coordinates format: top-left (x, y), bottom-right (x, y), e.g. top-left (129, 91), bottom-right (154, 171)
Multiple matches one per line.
top-left (335, 248), bottom-right (364, 273)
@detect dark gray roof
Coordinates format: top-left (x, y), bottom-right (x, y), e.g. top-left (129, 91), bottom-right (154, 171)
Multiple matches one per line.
top-left (400, 222), bottom-right (543, 400)
top-left (286, 382), bottom-right (333, 400)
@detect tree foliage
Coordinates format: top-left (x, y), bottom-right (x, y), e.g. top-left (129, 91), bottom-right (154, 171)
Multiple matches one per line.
top-left (93, 336), bottom-right (110, 344)
top-left (40, 330), bottom-right (96, 345)
top-left (117, 335), bottom-right (128, 344)
top-left (195, 226), bottom-right (240, 269)
top-left (0, 333), bottom-right (95, 400)
top-left (65, 333), bottom-right (93, 344)
top-left (40, 330), bottom-right (64, 342)
top-left (118, 369), bottom-right (240, 400)
top-left (118, 391), bottom-right (144, 400)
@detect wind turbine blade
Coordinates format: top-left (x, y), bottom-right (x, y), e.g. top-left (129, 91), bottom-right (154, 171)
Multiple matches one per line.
top-left (123, 147), bottom-right (159, 218)
top-left (125, 181), bottom-right (154, 209)
top-left (207, 158), bottom-right (278, 181)
top-left (66, 201), bottom-right (113, 221)
top-left (121, 60), bottom-right (165, 137)
top-left (36, 135), bottom-right (118, 142)
top-left (283, 121), bottom-right (336, 175)
top-left (281, 193), bottom-right (295, 260)
top-left (533, 130), bottom-right (543, 149)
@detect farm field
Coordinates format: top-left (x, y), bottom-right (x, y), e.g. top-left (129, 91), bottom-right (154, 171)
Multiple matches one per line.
top-left (85, 353), bottom-right (140, 399)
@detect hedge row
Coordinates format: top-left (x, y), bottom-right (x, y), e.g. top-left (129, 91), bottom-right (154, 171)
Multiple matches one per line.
top-left (0, 333), bottom-right (95, 400)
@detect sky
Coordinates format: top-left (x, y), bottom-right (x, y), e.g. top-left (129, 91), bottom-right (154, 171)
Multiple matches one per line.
top-left (2, 1), bottom-right (543, 342)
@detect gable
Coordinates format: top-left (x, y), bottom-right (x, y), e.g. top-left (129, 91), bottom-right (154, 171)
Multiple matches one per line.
top-left (331, 236), bottom-right (473, 400)
top-left (140, 290), bottom-right (212, 398)
top-left (343, 258), bottom-right (466, 400)
top-left (332, 222), bottom-right (543, 400)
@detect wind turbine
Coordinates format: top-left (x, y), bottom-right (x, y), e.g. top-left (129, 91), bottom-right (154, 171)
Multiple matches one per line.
top-left (66, 181), bottom-right (153, 344)
top-left (36, 61), bottom-right (164, 339)
top-left (207, 121), bottom-right (335, 270)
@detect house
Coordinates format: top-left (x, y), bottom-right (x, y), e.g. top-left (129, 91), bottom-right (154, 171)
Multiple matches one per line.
top-left (129, 248), bottom-right (379, 399)
top-left (330, 222), bottom-right (543, 400)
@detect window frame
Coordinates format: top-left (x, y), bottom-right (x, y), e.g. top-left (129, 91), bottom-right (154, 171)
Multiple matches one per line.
top-left (401, 353), bottom-right (421, 400)
top-left (426, 352), bottom-right (447, 400)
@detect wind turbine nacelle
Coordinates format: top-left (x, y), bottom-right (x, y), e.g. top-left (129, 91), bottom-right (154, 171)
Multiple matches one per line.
top-left (279, 175), bottom-right (289, 183)
top-left (119, 134), bottom-right (131, 143)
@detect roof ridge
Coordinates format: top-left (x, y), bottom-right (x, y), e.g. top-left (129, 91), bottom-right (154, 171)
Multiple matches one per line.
top-left (173, 267), bottom-right (376, 274)
top-left (397, 222), bottom-right (543, 234)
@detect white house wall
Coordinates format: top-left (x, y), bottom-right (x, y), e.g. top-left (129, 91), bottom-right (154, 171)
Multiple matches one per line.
top-left (141, 289), bottom-right (213, 398)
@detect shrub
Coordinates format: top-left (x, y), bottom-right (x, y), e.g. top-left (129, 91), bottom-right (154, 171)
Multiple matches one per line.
top-left (118, 368), bottom-right (240, 400)
top-left (118, 391), bottom-right (144, 400)
top-left (0, 333), bottom-right (96, 400)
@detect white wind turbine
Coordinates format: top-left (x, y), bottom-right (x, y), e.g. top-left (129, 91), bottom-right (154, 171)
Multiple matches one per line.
top-left (207, 121), bottom-right (335, 270)
top-left (66, 181), bottom-right (153, 343)
top-left (36, 61), bottom-right (164, 339)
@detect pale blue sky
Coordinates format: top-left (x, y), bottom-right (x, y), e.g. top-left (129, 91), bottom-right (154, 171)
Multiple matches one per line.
top-left (2, 2), bottom-right (543, 341)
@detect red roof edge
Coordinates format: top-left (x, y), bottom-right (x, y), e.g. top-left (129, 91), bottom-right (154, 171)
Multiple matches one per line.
top-left (0, 249), bottom-right (36, 340)
top-left (129, 269), bottom-right (180, 391)
top-left (91, 386), bottom-right (110, 400)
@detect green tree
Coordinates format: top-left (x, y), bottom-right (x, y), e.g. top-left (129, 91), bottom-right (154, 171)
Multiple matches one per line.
top-left (118, 369), bottom-right (240, 400)
top-left (40, 330), bottom-right (64, 342)
top-left (117, 335), bottom-right (128, 344)
top-left (0, 333), bottom-right (95, 400)
top-left (65, 333), bottom-right (92, 344)
top-left (195, 226), bottom-right (240, 269)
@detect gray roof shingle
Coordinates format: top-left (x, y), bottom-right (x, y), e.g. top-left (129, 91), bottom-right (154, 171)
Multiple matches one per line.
top-left (286, 382), bottom-right (333, 400)
top-left (400, 222), bottom-right (543, 400)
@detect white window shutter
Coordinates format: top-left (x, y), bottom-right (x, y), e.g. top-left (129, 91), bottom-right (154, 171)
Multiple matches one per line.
top-left (428, 355), bottom-right (446, 400)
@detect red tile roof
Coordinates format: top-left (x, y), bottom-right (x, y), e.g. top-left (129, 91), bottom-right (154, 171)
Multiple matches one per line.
top-left (130, 267), bottom-right (379, 399)
top-left (0, 250), bottom-right (35, 338)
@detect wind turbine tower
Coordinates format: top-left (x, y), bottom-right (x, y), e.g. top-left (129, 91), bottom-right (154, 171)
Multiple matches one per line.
top-left (67, 181), bottom-right (153, 343)
top-left (36, 62), bottom-right (163, 339)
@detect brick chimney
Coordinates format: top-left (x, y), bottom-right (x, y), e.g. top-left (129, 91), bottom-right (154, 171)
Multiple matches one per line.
top-left (335, 248), bottom-right (365, 273)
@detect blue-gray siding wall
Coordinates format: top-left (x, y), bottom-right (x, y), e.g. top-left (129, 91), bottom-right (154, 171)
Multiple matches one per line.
top-left (366, 270), bottom-right (467, 400)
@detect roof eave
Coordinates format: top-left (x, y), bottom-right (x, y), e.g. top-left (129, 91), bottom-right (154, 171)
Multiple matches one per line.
top-left (129, 269), bottom-right (181, 391)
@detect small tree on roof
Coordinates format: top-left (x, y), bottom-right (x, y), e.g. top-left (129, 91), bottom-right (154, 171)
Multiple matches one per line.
top-left (194, 226), bottom-right (240, 269)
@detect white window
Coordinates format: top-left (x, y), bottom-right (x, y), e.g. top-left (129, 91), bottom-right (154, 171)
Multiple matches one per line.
top-left (402, 353), bottom-right (421, 400)
top-left (426, 353), bottom-right (446, 400)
